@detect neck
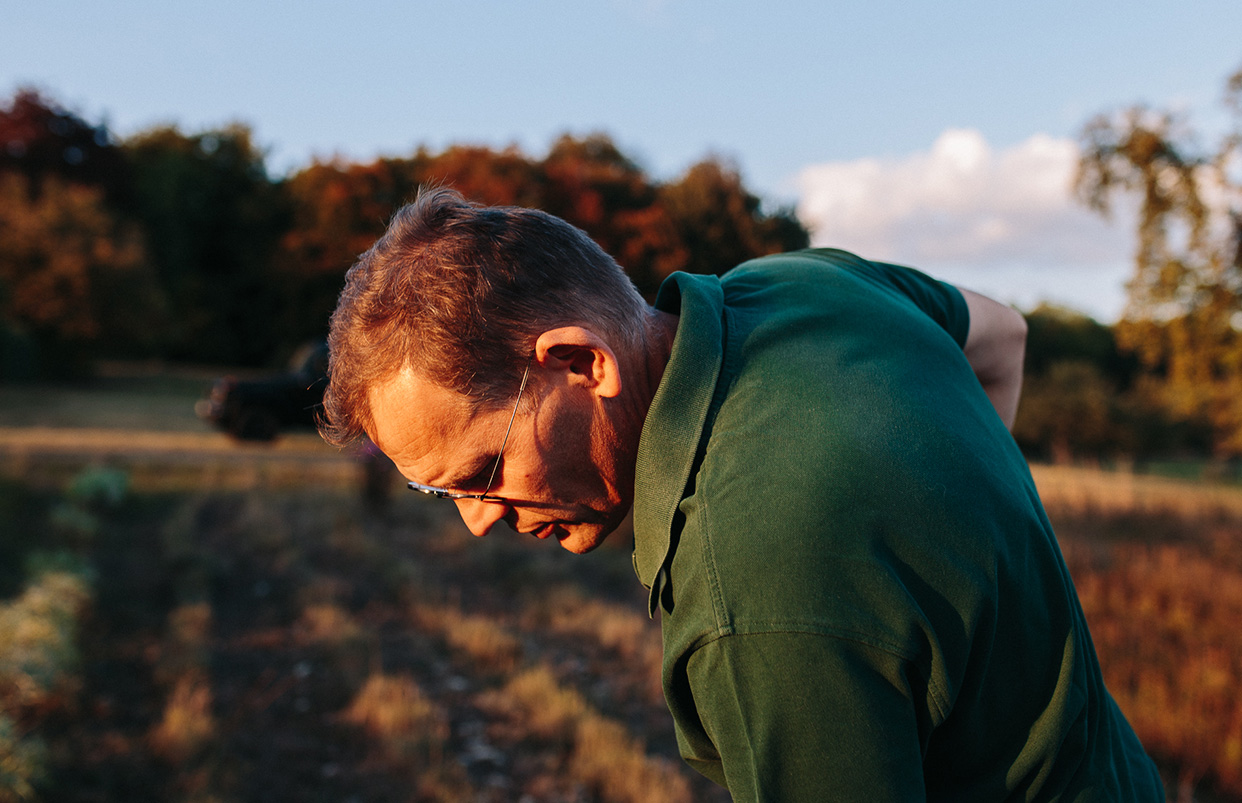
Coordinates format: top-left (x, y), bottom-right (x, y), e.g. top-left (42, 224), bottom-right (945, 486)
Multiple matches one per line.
top-left (606, 308), bottom-right (680, 440)
top-left (604, 308), bottom-right (680, 510)
top-left (642, 309), bottom-right (680, 403)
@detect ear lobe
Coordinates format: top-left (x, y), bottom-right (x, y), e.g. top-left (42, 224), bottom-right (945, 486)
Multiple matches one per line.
top-left (534, 327), bottom-right (622, 398)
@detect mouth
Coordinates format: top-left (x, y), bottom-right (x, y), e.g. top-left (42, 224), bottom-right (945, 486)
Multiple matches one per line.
top-left (528, 522), bottom-right (560, 540)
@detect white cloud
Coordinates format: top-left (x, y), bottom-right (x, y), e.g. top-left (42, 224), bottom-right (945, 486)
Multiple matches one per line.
top-left (795, 129), bottom-right (1138, 321)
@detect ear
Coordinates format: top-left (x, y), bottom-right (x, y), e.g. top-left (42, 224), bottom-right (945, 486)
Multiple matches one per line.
top-left (533, 326), bottom-right (622, 398)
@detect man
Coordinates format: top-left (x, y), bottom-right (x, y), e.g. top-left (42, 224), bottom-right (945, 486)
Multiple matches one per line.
top-left (320, 187), bottom-right (1164, 801)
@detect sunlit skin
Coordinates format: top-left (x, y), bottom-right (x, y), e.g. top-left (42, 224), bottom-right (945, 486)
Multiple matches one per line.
top-left (366, 318), bottom-right (678, 553)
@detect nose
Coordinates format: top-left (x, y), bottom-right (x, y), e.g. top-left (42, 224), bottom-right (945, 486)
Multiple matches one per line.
top-left (454, 497), bottom-right (508, 537)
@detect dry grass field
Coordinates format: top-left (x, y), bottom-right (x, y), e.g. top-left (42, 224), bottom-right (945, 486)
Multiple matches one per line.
top-left (0, 404), bottom-right (723, 802)
top-left (1, 375), bottom-right (1241, 802)
top-left (1032, 465), bottom-right (1242, 803)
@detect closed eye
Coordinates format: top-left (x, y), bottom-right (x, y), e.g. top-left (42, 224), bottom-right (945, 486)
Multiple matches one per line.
top-left (451, 457), bottom-right (500, 491)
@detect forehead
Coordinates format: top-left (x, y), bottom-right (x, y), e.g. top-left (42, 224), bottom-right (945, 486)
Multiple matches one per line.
top-left (366, 366), bottom-right (488, 476)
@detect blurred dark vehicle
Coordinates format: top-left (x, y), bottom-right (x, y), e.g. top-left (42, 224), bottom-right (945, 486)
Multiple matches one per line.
top-left (196, 340), bottom-right (329, 441)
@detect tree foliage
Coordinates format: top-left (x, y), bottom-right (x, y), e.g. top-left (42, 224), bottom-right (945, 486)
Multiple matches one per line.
top-left (0, 92), bottom-right (155, 373)
top-left (1013, 305), bottom-right (1210, 463)
top-left (123, 124), bottom-right (291, 364)
top-left (1016, 306), bottom-right (1128, 463)
top-left (1076, 64), bottom-right (1242, 455)
top-left (0, 90), bottom-right (807, 373)
top-left (0, 174), bottom-right (151, 372)
top-left (660, 158), bottom-right (808, 279)
top-left (0, 89), bottom-right (126, 199)
top-left (274, 133), bottom-right (807, 342)
top-left (538, 134), bottom-right (687, 296)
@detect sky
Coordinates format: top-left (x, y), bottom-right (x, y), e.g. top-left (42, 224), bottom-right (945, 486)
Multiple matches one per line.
top-left (4, 0), bottom-right (1241, 321)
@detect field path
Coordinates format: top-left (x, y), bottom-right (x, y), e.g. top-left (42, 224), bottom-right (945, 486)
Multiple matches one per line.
top-left (0, 425), bottom-right (368, 489)
top-left (0, 426), bottom-right (342, 458)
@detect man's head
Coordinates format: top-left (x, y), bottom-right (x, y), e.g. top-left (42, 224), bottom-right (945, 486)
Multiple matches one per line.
top-left (321, 186), bottom-right (650, 442)
top-left (320, 187), bottom-right (659, 551)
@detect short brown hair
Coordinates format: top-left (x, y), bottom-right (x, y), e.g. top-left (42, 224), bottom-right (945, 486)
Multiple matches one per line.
top-left (319, 186), bottom-right (649, 446)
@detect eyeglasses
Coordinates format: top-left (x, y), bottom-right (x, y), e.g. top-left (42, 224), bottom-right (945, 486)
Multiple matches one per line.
top-left (406, 355), bottom-right (532, 503)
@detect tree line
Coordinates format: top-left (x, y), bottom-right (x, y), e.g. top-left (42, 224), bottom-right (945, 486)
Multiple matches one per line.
top-left (4, 67), bottom-right (1242, 463)
top-left (0, 89), bottom-right (807, 374)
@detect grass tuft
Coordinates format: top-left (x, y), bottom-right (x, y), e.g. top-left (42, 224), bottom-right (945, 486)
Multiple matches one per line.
top-left (481, 666), bottom-right (692, 803)
top-left (149, 671), bottom-right (217, 763)
top-left (344, 672), bottom-right (448, 763)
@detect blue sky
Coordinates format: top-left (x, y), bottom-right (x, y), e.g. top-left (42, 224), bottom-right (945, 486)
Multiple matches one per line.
top-left (5, 0), bottom-right (1242, 319)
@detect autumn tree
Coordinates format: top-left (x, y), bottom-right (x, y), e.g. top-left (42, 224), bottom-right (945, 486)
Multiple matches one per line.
top-left (659, 158), bottom-right (808, 279)
top-left (275, 155), bottom-right (431, 345)
top-left (1076, 65), bottom-right (1242, 455)
top-left (4, 91), bottom-right (810, 370)
top-left (279, 135), bottom-right (809, 310)
top-left (0, 92), bottom-right (157, 375)
top-left (0, 173), bottom-right (157, 374)
top-left (537, 134), bottom-right (685, 296)
top-left (419, 144), bottom-right (543, 207)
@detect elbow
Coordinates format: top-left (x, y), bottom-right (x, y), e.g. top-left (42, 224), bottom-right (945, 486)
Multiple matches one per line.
top-left (1007, 307), bottom-right (1029, 358)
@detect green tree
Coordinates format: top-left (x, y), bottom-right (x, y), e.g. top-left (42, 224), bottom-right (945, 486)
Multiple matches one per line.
top-left (0, 89), bottom-right (127, 200)
top-left (1015, 306), bottom-right (1126, 461)
top-left (1076, 64), bottom-right (1242, 454)
top-left (1012, 306), bottom-right (1204, 462)
top-left (659, 158), bottom-right (808, 279)
top-left (1013, 359), bottom-right (1119, 463)
top-left (122, 124), bottom-right (290, 364)
top-left (1022, 304), bottom-right (1136, 386)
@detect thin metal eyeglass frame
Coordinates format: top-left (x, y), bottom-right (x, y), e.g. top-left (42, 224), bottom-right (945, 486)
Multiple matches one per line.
top-left (406, 355), bottom-right (533, 503)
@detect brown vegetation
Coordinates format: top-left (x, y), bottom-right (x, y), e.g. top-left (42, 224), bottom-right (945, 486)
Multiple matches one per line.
top-left (0, 440), bottom-right (726, 802)
top-left (3, 411), bottom-right (1242, 801)
top-left (1032, 464), bottom-right (1242, 802)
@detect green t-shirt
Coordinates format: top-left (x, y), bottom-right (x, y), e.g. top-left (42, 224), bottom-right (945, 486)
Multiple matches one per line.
top-left (632, 249), bottom-right (1163, 802)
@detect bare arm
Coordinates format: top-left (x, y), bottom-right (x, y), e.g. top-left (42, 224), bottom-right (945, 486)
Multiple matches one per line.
top-left (960, 288), bottom-right (1027, 430)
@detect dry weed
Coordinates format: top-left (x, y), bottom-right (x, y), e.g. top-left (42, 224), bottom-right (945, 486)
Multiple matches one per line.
top-left (343, 672), bottom-right (448, 764)
top-left (1042, 466), bottom-right (1242, 798)
top-left (1064, 540), bottom-right (1242, 796)
top-left (343, 671), bottom-right (473, 801)
top-left (1031, 464), bottom-right (1242, 522)
top-left (412, 603), bottom-right (523, 674)
top-left (571, 715), bottom-right (692, 803)
top-left (149, 671), bottom-right (217, 763)
top-left (154, 602), bottom-right (213, 687)
top-left (294, 603), bottom-right (365, 646)
top-left (293, 602), bottom-right (376, 690)
top-left (0, 713), bottom-right (46, 802)
top-left (480, 666), bottom-right (691, 803)
top-left (484, 666), bottom-right (586, 743)
top-left (523, 586), bottom-right (664, 702)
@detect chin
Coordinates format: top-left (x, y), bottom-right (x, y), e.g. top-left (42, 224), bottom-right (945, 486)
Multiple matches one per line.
top-left (556, 519), bottom-right (622, 554)
top-left (557, 528), bottom-right (608, 554)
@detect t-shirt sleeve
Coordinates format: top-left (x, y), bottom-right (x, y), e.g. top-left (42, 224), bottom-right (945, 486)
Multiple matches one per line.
top-left (684, 631), bottom-right (930, 802)
top-left (866, 260), bottom-right (971, 349)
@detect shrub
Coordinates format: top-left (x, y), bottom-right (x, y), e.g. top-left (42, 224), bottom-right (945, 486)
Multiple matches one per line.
top-left (0, 713), bottom-right (46, 803)
top-left (0, 567), bottom-right (91, 710)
